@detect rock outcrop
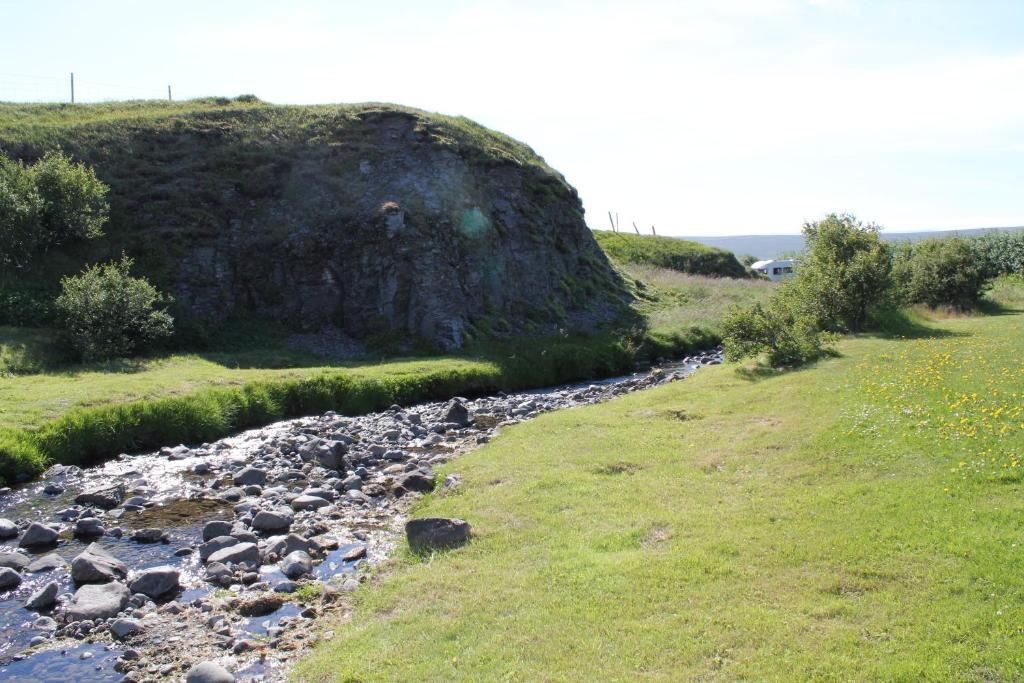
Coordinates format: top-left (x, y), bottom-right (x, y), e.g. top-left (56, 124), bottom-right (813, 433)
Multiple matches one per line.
top-left (2, 102), bottom-right (625, 349)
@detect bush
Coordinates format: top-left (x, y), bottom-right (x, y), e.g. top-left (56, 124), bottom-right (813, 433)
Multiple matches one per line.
top-left (55, 256), bottom-right (174, 361)
top-left (722, 296), bottom-right (830, 367)
top-left (790, 213), bottom-right (892, 332)
top-left (894, 237), bottom-right (991, 309)
top-left (0, 151), bottom-right (107, 270)
top-left (969, 230), bottom-right (1024, 277)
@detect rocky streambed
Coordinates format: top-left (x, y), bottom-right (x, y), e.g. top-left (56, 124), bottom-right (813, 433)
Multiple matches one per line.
top-left (0, 349), bottom-right (722, 682)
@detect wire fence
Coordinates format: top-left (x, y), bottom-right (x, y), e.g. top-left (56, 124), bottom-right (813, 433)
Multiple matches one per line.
top-left (0, 71), bottom-right (171, 103)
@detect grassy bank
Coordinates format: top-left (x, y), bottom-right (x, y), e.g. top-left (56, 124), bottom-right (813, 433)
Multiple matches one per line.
top-left (594, 230), bottom-right (749, 278)
top-left (296, 289), bottom-right (1024, 680)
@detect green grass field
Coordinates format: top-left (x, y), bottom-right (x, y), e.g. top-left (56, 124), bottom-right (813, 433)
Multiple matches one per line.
top-left (593, 230), bottom-right (749, 278)
top-left (295, 281), bottom-right (1024, 681)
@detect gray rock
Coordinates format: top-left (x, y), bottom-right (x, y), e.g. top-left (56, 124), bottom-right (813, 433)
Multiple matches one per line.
top-left (233, 467), bottom-right (267, 487)
top-left (290, 494), bottom-right (330, 511)
top-left (26, 552), bottom-right (67, 573)
top-left (72, 543), bottom-right (127, 584)
top-left (128, 566), bottom-right (180, 599)
top-left (202, 521), bottom-right (232, 542)
top-left (109, 617), bottom-right (142, 639)
top-left (0, 551), bottom-right (29, 571)
top-left (280, 550), bottom-right (312, 579)
top-left (74, 517), bottom-right (105, 537)
top-left (25, 580), bottom-right (59, 610)
top-left (393, 471), bottom-right (436, 496)
top-left (0, 518), bottom-right (17, 539)
top-left (199, 535), bottom-right (239, 561)
top-left (0, 566), bottom-right (22, 590)
top-left (19, 522), bottom-right (58, 548)
top-left (405, 517), bottom-right (471, 552)
top-left (443, 400), bottom-right (472, 427)
top-left (131, 528), bottom-right (166, 543)
top-left (66, 581), bottom-right (130, 621)
top-left (43, 483), bottom-right (65, 495)
top-left (206, 542), bottom-right (258, 567)
top-left (74, 485), bottom-right (124, 510)
top-left (251, 509), bottom-right (293, 533)
top-left (186, 661), bottom-right (235, 683)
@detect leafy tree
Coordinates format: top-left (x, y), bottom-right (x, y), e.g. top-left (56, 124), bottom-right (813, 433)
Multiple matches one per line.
top-left (791, 213), bottom-right (891, 332)
top-left (894, 237), bottom-right (991, 309)
top-left (0, 151), bottom-right (108, 271)
top-left (0, 156), bottom-right (44, 269)
top-left (55, 256), bottom-right (174, 361)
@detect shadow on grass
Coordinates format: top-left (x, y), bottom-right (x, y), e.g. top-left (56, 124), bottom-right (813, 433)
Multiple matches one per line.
top-left (863, 308), bottom-right (967, 341)
top-left (733, 350), bottom-right (841, 383)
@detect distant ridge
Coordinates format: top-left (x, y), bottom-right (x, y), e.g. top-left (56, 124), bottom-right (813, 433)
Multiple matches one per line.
top-left (681, 226), bottom-right (1024, 260)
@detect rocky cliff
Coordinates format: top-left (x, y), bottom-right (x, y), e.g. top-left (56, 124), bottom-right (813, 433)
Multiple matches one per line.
top-left (0, 100), bottom-right (625, 348)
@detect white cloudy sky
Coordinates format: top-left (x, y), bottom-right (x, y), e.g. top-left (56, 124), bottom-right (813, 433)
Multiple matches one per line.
top-left (2, 0), bottom-right (1022, 235)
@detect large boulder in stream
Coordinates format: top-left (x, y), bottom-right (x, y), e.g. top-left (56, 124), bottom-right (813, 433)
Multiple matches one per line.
top-left (71, 543), bottom-right (127, 584)
top-left (66, 581), bottom-right (130, 621)
top-left (128, 566), bottom-right (180, 599)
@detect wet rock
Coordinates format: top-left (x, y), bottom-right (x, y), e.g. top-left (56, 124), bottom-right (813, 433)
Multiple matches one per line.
top-left (206, 542), bottom-right (258, 566)
top-left (199, 536), bottom-right (238, 561)
top-left (280, 550), bottom-right (312, 579)
top-left (0, 551), bottom-right (29, 571)
top-left (342, 544), bottom-right (367, 561)
top-left (406, 517), bottom-right (471, 552)
top-left (43, 483), bottom-right (65, 495)
top-left (0, 566), bottom-right (22, 590)
top-left (110, 617), bottom-right (143, 639)
top-left (33, 615), bottom-right (58, 630)
top-left (233, 467), bottom-right (267, 487)
top-left (26, 552), bottom-right (67, 573)
top-left (128, 566), bottom-right (180, 599)
top-left (186, 661), bottom-right (235, 683)
top-left (218, 487), bottom-right (245, 502)
top-left (204, 562), bottom-right (231, 583)
top-left (252, 509), bottom-right (293, 533)
top-left (74, 517), bottom-right (105, 537)
top-left (25, 580), bottom-right (59, 610)
top-left (66, 580), bottom-right (130, 621)
top-left (131, 528), bottom-right (167, 543)
top-left (0, 518), bottom-right (17, 539)
top-left (74, 485), bottom-right (124, 510)
top-left (71, 543), bottom-right (127, 583)
top-left (19, 522), bottom-right (59, 548)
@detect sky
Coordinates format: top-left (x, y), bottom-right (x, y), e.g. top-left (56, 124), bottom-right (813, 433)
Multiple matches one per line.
top-left (1, 0), bottom-right (1022, 236)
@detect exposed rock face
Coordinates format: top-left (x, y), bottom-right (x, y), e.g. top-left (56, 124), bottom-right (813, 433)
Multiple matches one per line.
top-left (6, 104), bottom-right (623, 349)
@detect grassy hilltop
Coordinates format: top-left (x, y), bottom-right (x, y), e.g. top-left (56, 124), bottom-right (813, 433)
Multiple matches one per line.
top-left (593, 230), bottom-right (750, 278)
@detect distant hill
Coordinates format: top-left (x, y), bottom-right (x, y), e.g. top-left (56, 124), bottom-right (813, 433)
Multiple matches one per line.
top-left (682, 226), bottom-right (1024, 260)
top-left (592, 230), bottom-right (748, 278)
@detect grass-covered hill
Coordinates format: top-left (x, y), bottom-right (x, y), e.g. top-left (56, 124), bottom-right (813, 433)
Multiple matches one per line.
top-left (593, 230), bottom-right (749, 278)
top-left (0, 97), bottom-right (623, 348)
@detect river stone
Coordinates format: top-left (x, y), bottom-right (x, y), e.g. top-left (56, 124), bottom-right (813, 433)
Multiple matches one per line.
top-left (252, 509), bottom-right (293, 533)
top-left (74, 486), bottom-right (124, 510)
top-left (199, 536), bottom-right (238, 561)
top-left (290, 495), bottom-right (330, 511)
top-left (186, 661), bottom-right (235, 683)
top-left (19, 522), bottom-right (58, 548)
top-left (26, 552), bottom-right (67, 573)
top-left (25, 580), bottom-right (59, 610)
top-left (393, 471), bottom-right (436, 496)
top-left (110, 617), bottom-right (143, 639)
top-left (0, 552), bottom-right (29, 571)
top-left (405, 517), bottom-right (471, 552)
top-left (206, 542), bottom-right (258, 567)
top-left (128, 566), bottom-right (180, 599)
top-left (202, 520), bottom-right (232, 542)
top-left (280, 550), bottom-right (312, 579)
top-left (66, 581), bottom-right (130, 621)
top-left (0, 567), bottom-right (22, 590)
top-left (443, 400), bottom-right (472, 427)
top-left (233, 467), bottom-right (267, 487)
top-left (74, 517), bottom-right (105, 537)
top-left (71, 543), bottom-right (127, 583)
top-left (0, 518), bottom-right (18, 539)
top-left (132, 528), bottom-right (166, 543)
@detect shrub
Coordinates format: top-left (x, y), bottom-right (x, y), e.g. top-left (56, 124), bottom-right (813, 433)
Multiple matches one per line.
top-left (893, 237), bottom-right (991, 309)
top-left (55, 256), bottom-right (174, 361)
top-left (0, 150), bottom-right (108, 270)
top-left (791, 214), bottom-right (892, 332)
top-left (722, 296), bottom-right (831, 367)
top-left (969, 230), bottom-right (1024, 277)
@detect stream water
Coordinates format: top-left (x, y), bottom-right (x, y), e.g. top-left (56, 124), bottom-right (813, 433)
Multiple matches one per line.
top-left (0, 349), bottom-right (719, 681)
